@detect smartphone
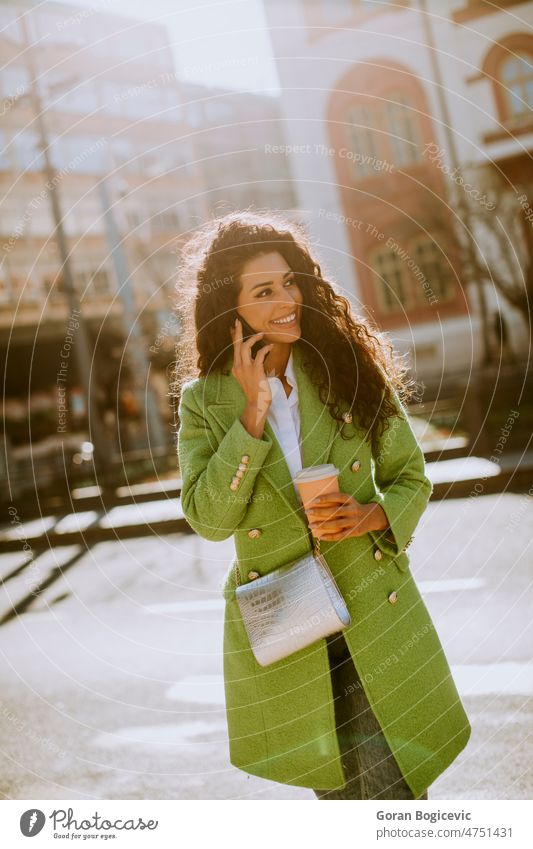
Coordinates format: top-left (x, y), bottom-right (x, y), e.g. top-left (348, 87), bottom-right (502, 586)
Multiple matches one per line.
top-left (235, 313), bottom-right (269, 360)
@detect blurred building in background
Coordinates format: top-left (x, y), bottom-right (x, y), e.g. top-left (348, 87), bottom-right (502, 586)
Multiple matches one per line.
top-left (1, 0), bottom-right (201, 477)
top-left (263, 0), bottom-right (533, 384)
top-left (1, 0), bottom-right (532, 496)
top-left (181, 81), bottom-right (297, 214)
top-left (0, 1), bottom-right (297, 493)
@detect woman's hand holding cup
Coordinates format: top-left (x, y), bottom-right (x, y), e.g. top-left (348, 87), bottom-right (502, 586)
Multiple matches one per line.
top-left (307, 493), bottom-right (389, 541)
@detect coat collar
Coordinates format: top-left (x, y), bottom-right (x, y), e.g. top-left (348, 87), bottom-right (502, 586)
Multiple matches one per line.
top-left (208, 341), bottom-right (338, 516)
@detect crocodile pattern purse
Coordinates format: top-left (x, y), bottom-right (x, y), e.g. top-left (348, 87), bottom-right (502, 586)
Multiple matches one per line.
top-left (234, 532), bottom-right (351, 667)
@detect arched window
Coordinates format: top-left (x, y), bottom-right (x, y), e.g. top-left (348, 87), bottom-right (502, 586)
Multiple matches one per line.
top-left (344, 104), bottom-right (380, 177)
top-left (343, 91), bottom-right (422, 179)
top-left (383, 92), bottom-right (422, 166)
top-left (499, 50), bottom-right (533, 119)
top-left (480, 35), bottom-right (533, 128)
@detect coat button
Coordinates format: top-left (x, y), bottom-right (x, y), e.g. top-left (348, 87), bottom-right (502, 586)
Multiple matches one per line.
top-left (238, 463), bottom-right (248, 472)
top-left (230, 478), bottom-right (240, 491)
top-left (241, 455), bottom-right (250, 464)
top-left (388, 591), bottom-right (398, 604)
top-left (351, 459), bottom-right (361, 473)
top-left (248, 528), bottom-right (262, 539)
top-left (342, 411), bottom-right (352, 423)
top-left (247, 570), bottom-right (260, 580)
top-left (235, 468), bottom-right (244, 479)
top-left (373, 547), bottom-right (383, 561)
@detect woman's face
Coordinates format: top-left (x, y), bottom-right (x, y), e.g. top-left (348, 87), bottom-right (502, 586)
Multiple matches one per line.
top-left (235, 251), bottom-right (303, 344)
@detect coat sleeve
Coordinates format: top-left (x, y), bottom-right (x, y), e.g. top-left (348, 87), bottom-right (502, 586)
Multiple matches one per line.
top-left (177, 383), bottom-right (274, 541)
top-left (366, 389), bottom-right (433, 558)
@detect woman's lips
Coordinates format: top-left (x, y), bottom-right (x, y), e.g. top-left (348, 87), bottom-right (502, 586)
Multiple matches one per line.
top-left (271, 311), bottom-right (298, 327)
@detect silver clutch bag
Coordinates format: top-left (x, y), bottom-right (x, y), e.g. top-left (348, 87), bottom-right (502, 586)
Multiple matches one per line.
top-left (234, 534), bottom-right (351, 667)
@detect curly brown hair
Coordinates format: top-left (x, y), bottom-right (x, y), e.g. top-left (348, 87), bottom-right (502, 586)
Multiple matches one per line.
top-left (171, 210), bottom-right (415, 443)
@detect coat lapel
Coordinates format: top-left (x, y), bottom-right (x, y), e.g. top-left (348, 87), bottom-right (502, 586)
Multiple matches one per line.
top-left (292, 343), bottom-right (338, 470)
top-left (207, 342), bottom-right (338, 516)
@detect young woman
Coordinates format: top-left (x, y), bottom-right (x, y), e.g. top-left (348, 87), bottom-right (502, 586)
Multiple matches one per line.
top-left (175, 211), bottom-right (471, 800)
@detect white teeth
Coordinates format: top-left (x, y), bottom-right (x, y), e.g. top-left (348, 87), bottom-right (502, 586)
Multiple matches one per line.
top-left (272, 312), bottom-right (296, 325)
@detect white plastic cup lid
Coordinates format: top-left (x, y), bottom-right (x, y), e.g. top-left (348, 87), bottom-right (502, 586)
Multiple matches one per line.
top-left (293, 464), bottom-right (339, 483)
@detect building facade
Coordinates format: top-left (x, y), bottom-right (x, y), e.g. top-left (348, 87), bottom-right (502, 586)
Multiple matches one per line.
top-left (1, 0), bottom-right (206, 466)
top-left (181, 81), bottom-right (297, 215)
top-left (263, 0), bottom-right (533, 381)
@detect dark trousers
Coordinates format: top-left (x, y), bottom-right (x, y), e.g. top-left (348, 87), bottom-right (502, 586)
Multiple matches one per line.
top-left (313, 632), bottom-right (429, 800)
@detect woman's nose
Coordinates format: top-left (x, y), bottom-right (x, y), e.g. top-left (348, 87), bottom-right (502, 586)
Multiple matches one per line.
top-left (276, 289), bottom-right (298, 305)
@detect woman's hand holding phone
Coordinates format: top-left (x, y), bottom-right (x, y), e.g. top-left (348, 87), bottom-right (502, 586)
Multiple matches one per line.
top-left (230, 317), bottom-right (274, 439)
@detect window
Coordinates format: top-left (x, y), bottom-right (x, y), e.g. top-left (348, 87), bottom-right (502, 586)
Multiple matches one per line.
top-left (72, 267), bottom-right (113, 297)
top-left (49, 135), bottom-right (107, 174)
top-left (100, 81), bottom-right (124, 115)
top-left (383, 92), bottom-right (422, 166)
top-left (500, 50), bottom-right (533, 119)
top-left (345, 105), bottom-right (380, 176)
top-left (43, 271), bottom-right (66, 303)
top-left (20, 272), bottom-right (42, 303)
top-left (0, 131), bottom-right (13, 171)
top-left (343, 92), bottom-right (422, 179)
top-left (1, 66), bottom-right (30, 101)
top-left (73, 269), bottom-right (89, 295)
top-left (126, 208), bottom-right (144, 229)
top-left (371, 248), bottom-right (412, 313)
top-left (15, 132), bottom-right (44, 172)
top-left (23, 200), bottom-right (54, 238)
top-left (0, 269), bottom-right (13, 304)
top-left (47, 78), bottom-right (102, 115)
top-left (0, 5), bottom-right (23, 43)
top-left (90, 269), bottom-right (112, 295)
top-left (411, 239), bottom-right (454, 303)
top-left (111, 138), bottom-right (131, 165)
top-left (32, 10), bottom-right (87, 46)
top-left (480, 36), bottom-right (533, 131)
top-left (371, 239), bottom-right (454, 314)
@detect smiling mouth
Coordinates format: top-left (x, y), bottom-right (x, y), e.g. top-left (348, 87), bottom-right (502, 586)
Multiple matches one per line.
top-left (271, 310), bottom-right (298, 326)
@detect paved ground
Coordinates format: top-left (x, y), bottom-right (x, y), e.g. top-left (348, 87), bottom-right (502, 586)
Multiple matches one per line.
top-left (0, 492), bottom-right (532, 800)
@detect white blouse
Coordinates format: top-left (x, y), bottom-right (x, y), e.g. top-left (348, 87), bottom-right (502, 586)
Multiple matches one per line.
top-left (266, 349), bottom-right (303, 497)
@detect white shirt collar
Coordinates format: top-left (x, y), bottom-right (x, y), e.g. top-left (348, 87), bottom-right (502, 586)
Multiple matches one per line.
top-left (285, 349), bottom-right (297, 391)
top-left (267, 349), bottom-right (298, 401)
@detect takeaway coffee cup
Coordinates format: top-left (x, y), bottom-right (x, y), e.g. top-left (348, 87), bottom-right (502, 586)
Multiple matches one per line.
top-left (293, 464), bottom-right (340, 515)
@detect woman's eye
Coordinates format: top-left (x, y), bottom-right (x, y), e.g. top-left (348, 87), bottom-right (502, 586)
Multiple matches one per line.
top-left (256, 277), bottom-right (295, 298)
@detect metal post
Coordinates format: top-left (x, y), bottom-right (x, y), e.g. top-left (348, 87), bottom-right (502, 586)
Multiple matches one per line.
top-left (419, 0), bottom-right (493, 365)
top-left (20, 13), bottom-right (112, 478)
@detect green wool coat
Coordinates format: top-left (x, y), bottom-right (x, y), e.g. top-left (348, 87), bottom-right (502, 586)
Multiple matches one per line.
top-left (177, 341), bottom-right (471, 796)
